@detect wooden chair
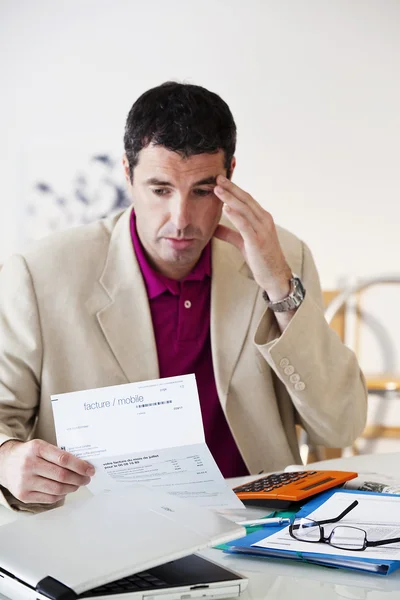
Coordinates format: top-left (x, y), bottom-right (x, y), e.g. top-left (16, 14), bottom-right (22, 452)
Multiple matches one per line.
top-left (324, 277), bottom-right (400, 454)
top-left (300, 278), bottom-right (400, 463)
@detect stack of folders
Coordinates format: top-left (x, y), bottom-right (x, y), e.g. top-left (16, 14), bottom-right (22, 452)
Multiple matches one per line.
top-left (224, 488), bottom-right (400, 575)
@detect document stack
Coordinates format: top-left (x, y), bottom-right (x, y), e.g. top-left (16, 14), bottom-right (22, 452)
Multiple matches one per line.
top-left (225, 488), bottom-right (400, 575)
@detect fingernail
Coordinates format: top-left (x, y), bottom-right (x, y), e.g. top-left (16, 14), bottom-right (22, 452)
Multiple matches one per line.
top-left (86, 466), bottom-right (95, 476)
top-left (219, 176), bottom-right (227, 183)
top-left (215, 186), bottom-right (224, 195)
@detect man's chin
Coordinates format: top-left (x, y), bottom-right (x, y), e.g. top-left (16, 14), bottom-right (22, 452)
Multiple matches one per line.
top-left (161, 240), bottom-right (204, 265)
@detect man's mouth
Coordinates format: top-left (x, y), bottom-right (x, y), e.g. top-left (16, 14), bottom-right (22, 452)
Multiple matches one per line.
top-left (165, 238), bottom-right (196, 249)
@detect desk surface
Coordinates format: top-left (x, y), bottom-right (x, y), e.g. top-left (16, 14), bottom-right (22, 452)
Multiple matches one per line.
top-left (1, 452), bottom-right (400, 599)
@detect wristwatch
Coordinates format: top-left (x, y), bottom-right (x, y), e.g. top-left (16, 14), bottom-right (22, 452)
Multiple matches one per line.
top-left (262, 274), bottom-right (306, 312)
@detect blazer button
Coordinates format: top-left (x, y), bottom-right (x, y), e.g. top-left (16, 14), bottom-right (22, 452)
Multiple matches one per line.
top-left (284, 365), bottom-right (295, 376)
top-left (280, 358), bottom-right (290, 368)
top-left (290, 373), bottom-right (301, 383)
top-left (295, 381), bottom-right (306, 391)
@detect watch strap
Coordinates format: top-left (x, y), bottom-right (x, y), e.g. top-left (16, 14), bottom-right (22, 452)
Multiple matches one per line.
top-left (263, 275), bottom-right (306, 312)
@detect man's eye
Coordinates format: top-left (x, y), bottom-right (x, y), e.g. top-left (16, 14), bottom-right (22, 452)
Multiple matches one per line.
top-left (193, 189), bottom-right (212, 197)
top-left (152, 188), bottom-right (169, 196)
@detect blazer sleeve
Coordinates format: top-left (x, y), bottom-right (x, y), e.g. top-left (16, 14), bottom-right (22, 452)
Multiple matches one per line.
top-left (254, 241), bottom-right (368, 448)
top-left (0, 255), bottom-right (43, 510)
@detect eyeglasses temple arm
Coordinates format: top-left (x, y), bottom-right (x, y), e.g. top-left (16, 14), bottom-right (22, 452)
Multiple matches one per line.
top-left (316, 500), bottom-right (359, 526)
top-left (367, 536), bottom-right (400, 547)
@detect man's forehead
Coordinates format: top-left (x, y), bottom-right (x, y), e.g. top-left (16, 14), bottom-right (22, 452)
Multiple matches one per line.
top-left (136, 145), bottom-right (225, 182)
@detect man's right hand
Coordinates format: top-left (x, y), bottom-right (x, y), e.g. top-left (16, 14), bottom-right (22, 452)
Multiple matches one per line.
top-left (0, 439), bottom-right (95, 505)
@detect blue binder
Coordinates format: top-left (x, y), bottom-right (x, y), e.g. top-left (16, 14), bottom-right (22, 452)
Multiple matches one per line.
top-left (224, 488), bottom-right (400, 575)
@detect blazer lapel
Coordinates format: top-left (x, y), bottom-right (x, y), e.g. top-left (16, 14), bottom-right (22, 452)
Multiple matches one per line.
top-left (210, 238), bottom-right (261, 410)
top-left (93, 208), bottom-right (159, 383)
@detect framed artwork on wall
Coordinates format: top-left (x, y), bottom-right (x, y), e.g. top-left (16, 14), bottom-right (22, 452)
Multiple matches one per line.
top-left (22, 147), bottom-right (130, 245)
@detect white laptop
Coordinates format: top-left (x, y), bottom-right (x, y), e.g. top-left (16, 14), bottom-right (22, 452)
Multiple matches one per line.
top-left (0, 485), bottom-right (247, 600)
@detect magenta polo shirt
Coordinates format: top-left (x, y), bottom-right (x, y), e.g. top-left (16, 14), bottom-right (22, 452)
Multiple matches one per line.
top-left (130, 211), bottom-right (249, 478)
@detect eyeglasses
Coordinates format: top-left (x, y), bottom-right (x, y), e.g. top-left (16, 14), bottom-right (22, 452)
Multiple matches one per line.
top-left (289, 499), bottom-right (400, 551)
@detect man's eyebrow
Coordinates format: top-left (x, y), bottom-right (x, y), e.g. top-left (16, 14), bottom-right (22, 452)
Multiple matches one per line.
top-left (193, 176), bottom-right (218, 186)
top-left (145, 176), bottom-right (218, 186)
top-left (145, 177), bottom-right (172, 186)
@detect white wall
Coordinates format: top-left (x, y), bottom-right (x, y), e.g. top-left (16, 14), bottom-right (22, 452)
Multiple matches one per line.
top-left (1, 0), bottom-right (399, 278)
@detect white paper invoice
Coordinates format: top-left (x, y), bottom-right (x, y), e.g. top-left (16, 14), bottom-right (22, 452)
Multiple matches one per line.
top-left (51, 374), bottom-right (243, 510)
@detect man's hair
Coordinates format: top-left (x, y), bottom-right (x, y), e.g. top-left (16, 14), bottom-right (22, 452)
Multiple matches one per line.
top-left (123, 81), bottom-right (237, 181)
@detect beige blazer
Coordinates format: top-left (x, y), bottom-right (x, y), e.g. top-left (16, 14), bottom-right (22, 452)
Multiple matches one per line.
top-left (0, 208), bottom-right (367, 510)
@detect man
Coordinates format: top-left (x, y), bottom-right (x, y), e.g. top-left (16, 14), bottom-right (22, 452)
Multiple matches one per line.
top-left (0, 82), bottom-right (367, 512)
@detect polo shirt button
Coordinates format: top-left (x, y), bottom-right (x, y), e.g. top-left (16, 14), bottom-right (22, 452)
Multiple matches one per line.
top-left (184, 300), bottom-right (191, 309)
top-left (279, 358), bottom-right (289, 368)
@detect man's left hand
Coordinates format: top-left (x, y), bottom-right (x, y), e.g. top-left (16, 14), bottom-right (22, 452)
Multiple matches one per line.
top-left (213, 175), bottom-right (292, 301)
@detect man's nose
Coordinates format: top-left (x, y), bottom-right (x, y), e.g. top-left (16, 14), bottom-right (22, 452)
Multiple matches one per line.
top-left (170, 196), bottom-right (191, 232)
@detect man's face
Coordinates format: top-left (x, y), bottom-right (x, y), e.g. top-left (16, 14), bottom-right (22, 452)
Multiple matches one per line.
top-left (123, 145), bottom-right (234, 280)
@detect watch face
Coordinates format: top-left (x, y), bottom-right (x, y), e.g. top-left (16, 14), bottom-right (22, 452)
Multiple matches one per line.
top-left (292, 276), bottom-right (305, 299)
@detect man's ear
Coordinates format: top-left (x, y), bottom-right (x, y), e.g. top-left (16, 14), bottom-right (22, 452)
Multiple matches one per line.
top-left (228, 156), bottom-right (236, 179)
top-left (122, 154), bottom-right (132, 184)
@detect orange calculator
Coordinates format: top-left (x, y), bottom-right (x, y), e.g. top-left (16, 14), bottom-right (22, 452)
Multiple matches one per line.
top-left (233, 470), bottom-right (358, 508)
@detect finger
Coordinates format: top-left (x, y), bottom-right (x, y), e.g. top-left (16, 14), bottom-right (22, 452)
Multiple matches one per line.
top-left (32, 475), bottom-right (80, 497)
top-left (20, 490), bottom-right (66, 505)
top-left (33, 440), bottom-right (95, 477)
top-left (222, 205), bottom-right (258, 242)
top-left (35, 459), bottom-right (91, 487)
top-left (213, 224), bottom-right (243, 251)
top-left (216, 176), bottom-right (264, 216)
top-left (215, 186), bottom-right (260, 232)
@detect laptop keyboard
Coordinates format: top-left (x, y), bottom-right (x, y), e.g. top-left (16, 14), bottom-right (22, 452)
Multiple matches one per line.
top-left (79, 571), bottom-right (168, 597)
